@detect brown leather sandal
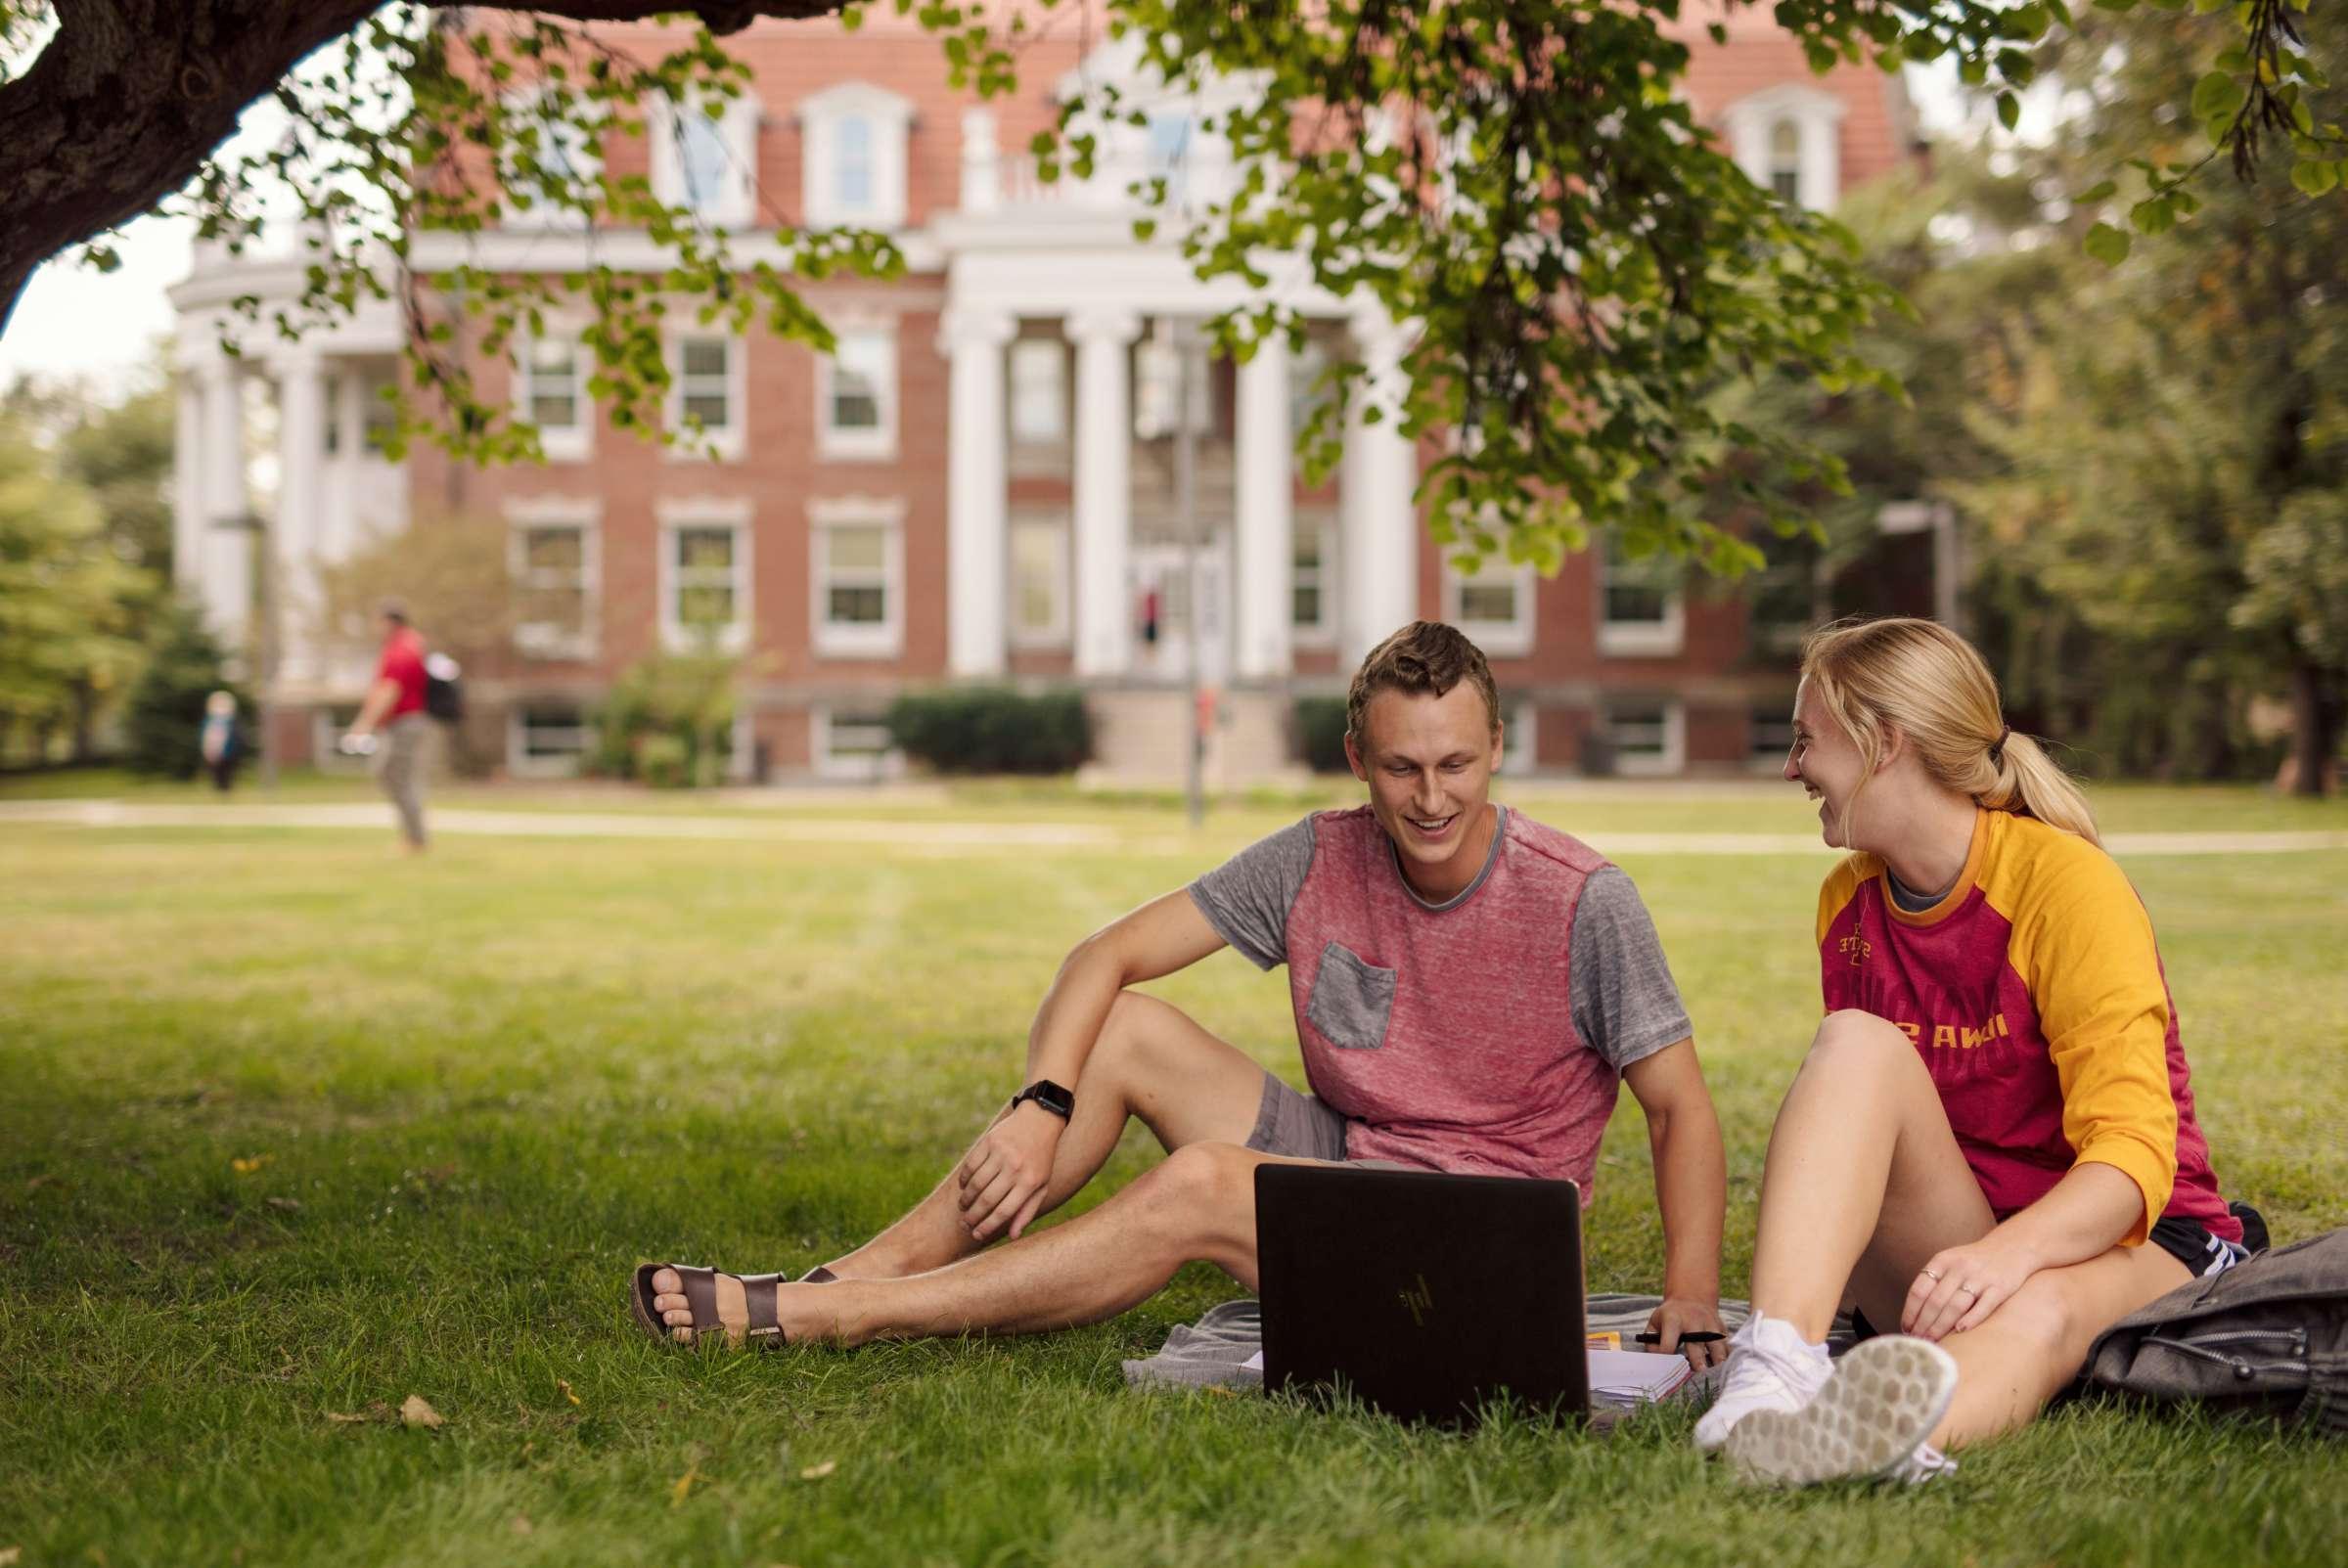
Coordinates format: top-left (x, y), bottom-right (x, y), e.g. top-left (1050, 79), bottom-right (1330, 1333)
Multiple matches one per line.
top-left (630, 1263), bottom-right (795, 1348)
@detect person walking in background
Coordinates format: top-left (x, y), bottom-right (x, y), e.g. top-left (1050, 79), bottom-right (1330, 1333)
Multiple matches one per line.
top-left (341, 600), bottom-right (430, 853)
top-left (198, 690), bottom-right (241, 792)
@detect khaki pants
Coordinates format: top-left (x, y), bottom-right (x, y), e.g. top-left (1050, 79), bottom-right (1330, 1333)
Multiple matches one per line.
top-left (376, 713), bottom-right (429, 847)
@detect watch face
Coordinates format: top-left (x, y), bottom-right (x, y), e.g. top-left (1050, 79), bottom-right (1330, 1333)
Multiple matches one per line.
top-left (1030, 1080), bottom-right (1074, 1116)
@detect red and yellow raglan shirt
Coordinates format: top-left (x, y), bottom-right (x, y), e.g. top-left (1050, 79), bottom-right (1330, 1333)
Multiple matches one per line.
top-left (1816, 808), bottom-right (2238, 1246)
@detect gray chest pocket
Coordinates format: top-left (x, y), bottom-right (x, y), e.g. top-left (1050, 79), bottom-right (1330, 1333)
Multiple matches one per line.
top-left (1307, 941), bottom-right (1397, 1051)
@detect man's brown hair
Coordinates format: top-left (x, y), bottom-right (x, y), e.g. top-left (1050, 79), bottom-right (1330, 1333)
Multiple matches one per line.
top-left (1345, 620), bottom-right (1501, 744)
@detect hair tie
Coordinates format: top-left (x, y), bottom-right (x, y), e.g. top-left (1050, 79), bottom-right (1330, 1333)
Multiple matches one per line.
top-left (1990, 724), bottom-right (2011, 766)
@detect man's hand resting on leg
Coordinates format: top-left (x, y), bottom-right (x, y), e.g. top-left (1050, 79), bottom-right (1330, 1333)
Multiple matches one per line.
top-left (959, 1100), bottom-right (1066, 1242)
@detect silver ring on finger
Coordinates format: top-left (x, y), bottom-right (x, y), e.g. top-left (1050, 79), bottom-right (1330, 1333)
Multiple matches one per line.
top-left (1957, 1284), bottom-right (1978, 1298)
top-left (1920, 1268), bottom-right (1943, 1281)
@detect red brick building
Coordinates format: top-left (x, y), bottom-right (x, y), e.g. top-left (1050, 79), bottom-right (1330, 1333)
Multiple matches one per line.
top-left (167, 4), bottom-right (1919, 782)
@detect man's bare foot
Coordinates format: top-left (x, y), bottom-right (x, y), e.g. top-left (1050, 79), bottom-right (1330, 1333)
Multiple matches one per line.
top-left (648, 1267), bottom-right (827, 1346)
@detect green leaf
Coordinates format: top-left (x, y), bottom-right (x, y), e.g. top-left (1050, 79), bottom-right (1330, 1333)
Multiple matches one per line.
top-left (2190, 70), bottom-right (2245, 122)
top-left (2290, 159), bottom-right (2338, 196)
top-left (2129, 197), bottom-right (2176, 234)
top-left (1996, 92), bottom-right (2020, 131)
top-left (2084, 222), bottom-right (2132, 264)
top-left (2075, 179), bottom-right (2118, 203)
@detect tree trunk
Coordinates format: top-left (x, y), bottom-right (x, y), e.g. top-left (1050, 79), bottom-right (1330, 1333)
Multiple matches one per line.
top-left (2285, 659), bottom-right (2340, 798)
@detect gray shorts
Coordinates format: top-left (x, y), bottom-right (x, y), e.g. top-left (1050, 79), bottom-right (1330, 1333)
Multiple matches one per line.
top-left (1242, 1072), bottom-right (1347, 1162)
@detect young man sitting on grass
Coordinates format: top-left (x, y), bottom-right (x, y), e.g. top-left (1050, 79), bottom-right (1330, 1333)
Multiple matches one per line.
top-left (635, 620), bottom-right (1731, 1366)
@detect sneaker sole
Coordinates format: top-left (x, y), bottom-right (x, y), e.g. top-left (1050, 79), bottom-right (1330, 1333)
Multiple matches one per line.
top-left (1723, 1335), bottom-right (1959, 1487)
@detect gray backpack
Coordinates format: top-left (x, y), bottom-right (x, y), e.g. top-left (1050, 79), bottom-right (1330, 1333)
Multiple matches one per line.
top-left (2080, 1228), bottom-right (2348, 1435)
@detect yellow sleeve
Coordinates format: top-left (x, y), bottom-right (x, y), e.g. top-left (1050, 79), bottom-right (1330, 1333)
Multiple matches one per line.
top-left (1815, 854), bottom-right (1872, 951)
top-left (2002, 836), bottom-right (2178, 1245)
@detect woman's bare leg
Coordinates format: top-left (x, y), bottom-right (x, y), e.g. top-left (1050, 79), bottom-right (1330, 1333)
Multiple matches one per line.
top-left (1746, 1009), bottom-right (1994, 1338)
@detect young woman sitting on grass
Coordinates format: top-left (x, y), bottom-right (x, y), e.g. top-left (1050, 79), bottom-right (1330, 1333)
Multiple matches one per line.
top-left (1697, 617), bottom-right (2257, 1486)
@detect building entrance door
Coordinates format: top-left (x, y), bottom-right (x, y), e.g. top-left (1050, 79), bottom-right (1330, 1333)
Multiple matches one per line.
top-left (1131, 538), bottom-right (1232, 687)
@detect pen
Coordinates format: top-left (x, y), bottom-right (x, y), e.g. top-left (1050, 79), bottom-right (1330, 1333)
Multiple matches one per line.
top-left (1634, 1330), bottom-right (1727, 1344)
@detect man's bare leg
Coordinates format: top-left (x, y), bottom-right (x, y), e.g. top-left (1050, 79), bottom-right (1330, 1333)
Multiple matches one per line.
top-left (812, 991), bottom-right (1271, 1281)
top-left (652, 1141), bottom-right (1308, 1345)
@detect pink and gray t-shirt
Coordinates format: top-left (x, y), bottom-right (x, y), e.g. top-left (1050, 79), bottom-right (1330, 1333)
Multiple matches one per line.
top-left (1187, 804), bottom-right (1692, 1202)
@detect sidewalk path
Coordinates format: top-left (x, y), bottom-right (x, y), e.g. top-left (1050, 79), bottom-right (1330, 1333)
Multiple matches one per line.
top-left (5, 799), bottom-right (2344, 859)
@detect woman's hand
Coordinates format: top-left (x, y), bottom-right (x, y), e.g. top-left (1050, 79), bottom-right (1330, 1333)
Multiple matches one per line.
top-left (1903, 1236), bottom-right (2039, 1340)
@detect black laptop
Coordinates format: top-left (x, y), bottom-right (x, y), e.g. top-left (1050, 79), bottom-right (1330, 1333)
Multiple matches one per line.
top-left (1253, 1163), bottom-right (1588, 1427)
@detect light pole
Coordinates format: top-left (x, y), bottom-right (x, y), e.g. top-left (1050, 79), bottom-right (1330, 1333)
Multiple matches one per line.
top-left (1170, 317), bottom-right (1206, 828)
top-left (209, 509), bottom-right (277, 790)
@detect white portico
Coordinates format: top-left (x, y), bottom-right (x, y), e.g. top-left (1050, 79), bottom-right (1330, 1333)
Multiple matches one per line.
top-left (934, 102), bottom-right (1422, 694)
top-left (167, 238), bottom-right (410, 698)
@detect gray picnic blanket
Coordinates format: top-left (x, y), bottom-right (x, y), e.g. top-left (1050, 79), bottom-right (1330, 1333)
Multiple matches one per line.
top-left (1123, 1294), bottom-right (1842, 1411)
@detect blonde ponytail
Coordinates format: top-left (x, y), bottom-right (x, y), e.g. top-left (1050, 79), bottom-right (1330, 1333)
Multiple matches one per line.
top-left (1802, 618), bottom-right (2100, 847)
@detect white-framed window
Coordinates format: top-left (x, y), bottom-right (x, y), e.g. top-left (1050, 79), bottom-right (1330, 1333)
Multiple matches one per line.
top-left (1501, 700), bottom-right (1537, 777)
top-left (1722, 85), bottom-right (1846, 211)
top-left (656, 498), bottom-right (752, 654)
top-left (1444, 553), bottom-right (1536, 658)
top-left (810, 496), bottom-right (905, 659)
top-left (507, 497), bottom-right (599, 660)
top-left (508, 699), bottom-right (593, 778)
top-left (1608, 699), bottom-right (1686, 777)
top-left (1291, 512), bottom-right (1336, 646)
top-left (498, 89), bottom-right (603, 227)
top-left (813, 705), bottom-right (905, 782)
top-left (652, 91), bottom-right (760, 228)
top-left (1597, 539), bottom-right (1685, 657)
top-left (798, 82), bottom-right (915, 229)
top-left (1133, 321), bottom-right (1214, 439)
top-left (816, 325), bottom-right (896, 462)
top-left (1750, 698), bottom-right (1798, 773)
top-left (1010, 338), bottom-right (1068, 446)
top-left (667, 332), bottom-right (745, 462)
top-left (516, 331), bottom-right (592, 462)
top-left (1009, 512), bottom-right (1071, 649)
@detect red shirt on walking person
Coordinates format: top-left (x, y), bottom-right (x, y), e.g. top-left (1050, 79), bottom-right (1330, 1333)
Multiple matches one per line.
top-left (341, 600), bottom-right (432, 852)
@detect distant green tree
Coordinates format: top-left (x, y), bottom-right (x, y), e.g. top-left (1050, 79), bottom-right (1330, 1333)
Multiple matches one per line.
top-left (121, 601), bottom-right (247, 779)
top-left (0, 406), bottom-right (143, 764)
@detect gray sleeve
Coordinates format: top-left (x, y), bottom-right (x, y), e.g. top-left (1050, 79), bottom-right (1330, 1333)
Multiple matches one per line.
top-left (1186, 816), bottom-right (1318, 970)
top-left (1569, 867), bottom-right (1694, 1071)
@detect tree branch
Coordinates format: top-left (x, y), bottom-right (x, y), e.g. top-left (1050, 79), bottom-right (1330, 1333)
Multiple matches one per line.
top-left (0, 0), bottom-right (853, 335)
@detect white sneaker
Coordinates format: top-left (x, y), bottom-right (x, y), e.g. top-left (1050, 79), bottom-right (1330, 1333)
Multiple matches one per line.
top-left (1723, 1334), bottom-right (1961, 1487)
top-left (1887, 1441), bottom-right (1960, 1485)
top-left (1692, 1314), bottom-right (1834, 1452)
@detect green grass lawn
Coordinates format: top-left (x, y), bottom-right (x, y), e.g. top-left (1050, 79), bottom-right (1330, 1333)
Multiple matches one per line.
top-left (2, 782), bottom-right (2344, 1567)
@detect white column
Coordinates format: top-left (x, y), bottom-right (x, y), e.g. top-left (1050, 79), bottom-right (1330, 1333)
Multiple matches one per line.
top-left (274, 350), bottom-right (328, 682)
top-left (199, 353), bottom-right (252, 652)
top-left (960, 108), bottom-right (1001, 215)
top-left (172, 374), bottom-right (204, 596)
top-left (1068, 309), bottom-right (1141, 679)
top-left (1340, 310), bottom-right (1419, 666)
top-left (1234, 336), bottom-right (1293, 682)
top-left (939, 307), bottom-right (1015, 678)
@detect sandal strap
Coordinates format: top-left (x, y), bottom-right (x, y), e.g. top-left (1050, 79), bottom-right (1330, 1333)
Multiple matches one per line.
top-left (741, 1273), bottom-right (786, 1338)
top-left (673, 1265), bottom-right (720, 1330)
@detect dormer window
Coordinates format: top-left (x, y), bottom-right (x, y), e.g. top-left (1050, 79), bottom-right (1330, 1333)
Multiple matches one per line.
top-left (653, 93), bottom-right (759, 229)
top-left (1722, 86), bottom-right (1847, 211)
top-left (499, 90), bottom-right (603, 228)
top-left (798, 83), bottom-right (914, 229)
top-left (1768, 119), bottom-right (1803, 204)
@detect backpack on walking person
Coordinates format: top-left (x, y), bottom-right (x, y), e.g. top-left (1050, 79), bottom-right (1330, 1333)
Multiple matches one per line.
top-left (423, 651), bottom-right (465, 723)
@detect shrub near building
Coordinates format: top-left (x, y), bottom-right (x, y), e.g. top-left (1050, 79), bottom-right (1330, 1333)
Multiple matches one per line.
top-left (885, 688), bottom-right (1091, 775)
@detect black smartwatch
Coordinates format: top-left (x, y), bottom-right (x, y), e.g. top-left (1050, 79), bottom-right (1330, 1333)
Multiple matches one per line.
top-left (1009, 1079), bottom-right (1075, 1120)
